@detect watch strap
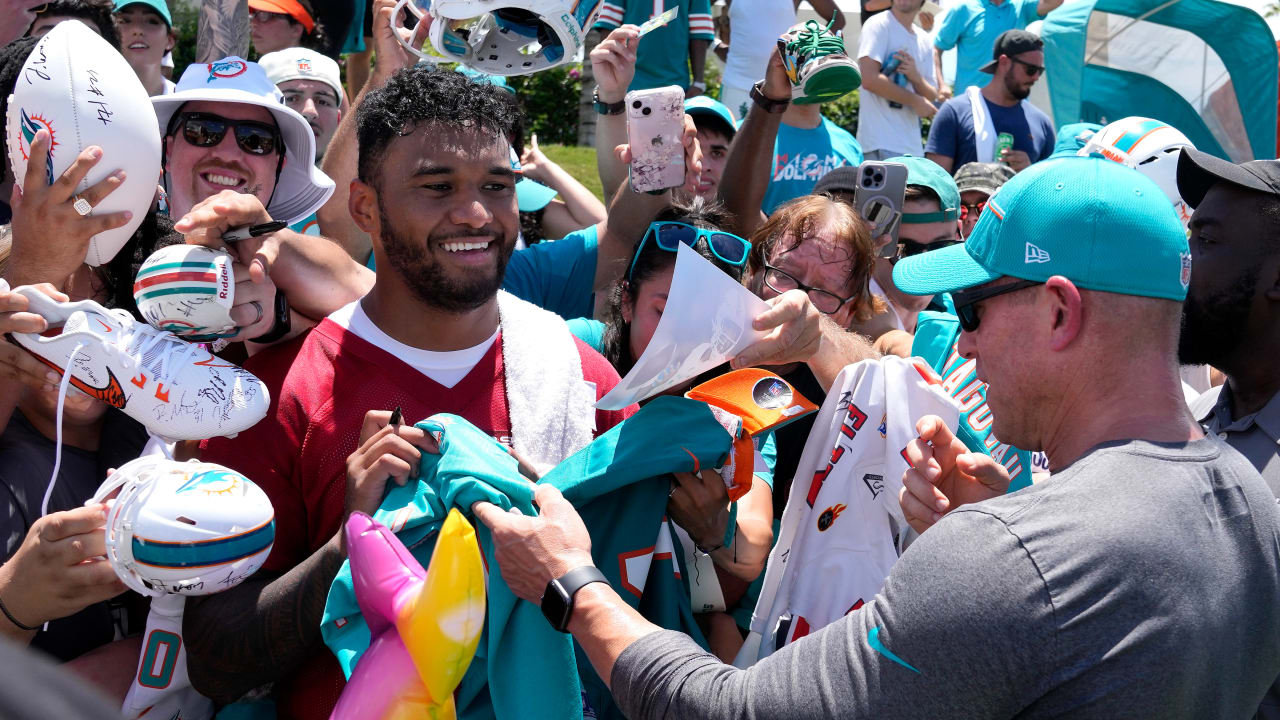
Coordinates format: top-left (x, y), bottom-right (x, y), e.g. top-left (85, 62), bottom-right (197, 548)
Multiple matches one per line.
top-left (750, 80), bottom-right (790, 114)
top-left (592, 87), bottom-right (625, 116)
top-left (249, 288), bottom-right (291, 344)
top-left (542, 565), bottom-right (608, 633)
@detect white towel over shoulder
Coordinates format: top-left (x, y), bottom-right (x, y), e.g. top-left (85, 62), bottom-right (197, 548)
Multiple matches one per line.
top-left (735, 356), bottom-right (959, 666)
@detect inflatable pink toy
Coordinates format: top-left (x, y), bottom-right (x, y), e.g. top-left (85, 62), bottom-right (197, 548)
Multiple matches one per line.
top-left (331, 509), bottom-right (486, 720)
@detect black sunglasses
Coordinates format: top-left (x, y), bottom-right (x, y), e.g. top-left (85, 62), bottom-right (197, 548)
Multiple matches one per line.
top-left (893, 238), bottom-right (963, 264)
top-left (174, 112), bottom-right (281, 156)
top-left (952, 279), bottom-right (1041, 332)
top-left (762, 263), bottom-right (856, 315)
top-left (1010, 57), bottom-right (1045, 76)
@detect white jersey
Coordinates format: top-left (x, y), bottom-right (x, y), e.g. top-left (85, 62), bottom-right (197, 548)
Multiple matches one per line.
top-left (735, 356), bottom-right (959, 666)
top-left (123, 594), bottom-right (213, 720)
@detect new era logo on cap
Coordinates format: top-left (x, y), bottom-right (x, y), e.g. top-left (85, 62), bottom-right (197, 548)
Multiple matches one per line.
top-left (1025, 242), bottom-right (1051, 264)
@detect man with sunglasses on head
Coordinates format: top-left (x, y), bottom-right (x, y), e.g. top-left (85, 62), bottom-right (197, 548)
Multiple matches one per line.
top-left (470, 155), bottom-right (1280, 720)
top-left (925, 30), bottom-right (1054, 174)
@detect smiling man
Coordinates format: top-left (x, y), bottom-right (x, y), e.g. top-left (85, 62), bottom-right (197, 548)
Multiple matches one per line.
top-left (184, 66), bottom-right (631, 718)
top-left (474, 156), bottom-right (1280, 719)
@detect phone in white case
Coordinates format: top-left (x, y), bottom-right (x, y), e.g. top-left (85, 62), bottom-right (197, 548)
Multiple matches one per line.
top-left (626, 85), bottom-right (686, 193)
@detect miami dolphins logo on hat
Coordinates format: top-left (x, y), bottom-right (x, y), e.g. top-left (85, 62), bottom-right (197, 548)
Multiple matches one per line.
top-left (207, 60), bottom-right (248, 83)
top-left (18, 109), bottom-right (56, 185)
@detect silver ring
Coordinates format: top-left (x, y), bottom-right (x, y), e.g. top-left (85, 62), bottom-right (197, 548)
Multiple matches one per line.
top-left (72, 195), bottom-right (92, 217)
top-left (248, 301), bottom-right (264, 326)
top-left (668, 485), bottom-right (678, 500)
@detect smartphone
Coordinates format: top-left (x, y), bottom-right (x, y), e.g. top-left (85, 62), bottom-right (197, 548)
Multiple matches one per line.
top-left (626, 85), bottom-right (687, 193)
top-left (852, 161), bottom-right (908, 254)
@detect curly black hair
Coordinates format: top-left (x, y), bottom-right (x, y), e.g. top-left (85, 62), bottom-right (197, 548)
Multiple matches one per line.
top-left (356, 66), bottom-right (523, 188)
top-left (0, 35), bottom-right (40, 174)
top-left (27, 0), bottom-right (122, 49)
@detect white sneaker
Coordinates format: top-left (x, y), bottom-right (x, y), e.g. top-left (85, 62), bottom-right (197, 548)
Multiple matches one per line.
top-left (7, 286), bottom-right (270, 441)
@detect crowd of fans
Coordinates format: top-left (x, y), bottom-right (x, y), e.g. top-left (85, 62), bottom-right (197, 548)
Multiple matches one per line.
top-left (0, 0), bottom-right (1275, 718)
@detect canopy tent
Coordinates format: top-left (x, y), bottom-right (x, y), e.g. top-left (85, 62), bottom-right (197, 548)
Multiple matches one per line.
top-left (1039, 0), bottom-right (1277, 161)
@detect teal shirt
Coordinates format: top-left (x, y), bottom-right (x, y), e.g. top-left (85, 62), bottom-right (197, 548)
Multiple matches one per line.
top-left (594, 0), bottom-right (715, 91)
top-left (912, 309), bottom-right (1033, 491)
top-left (289, 212), bottom-right (321, 236)
top-left (764, 118), bottom-right (864, 214)
top-left (934, 0), bottom-right (1043, 94)
top-left (502, 225), bottom-right (599, 320)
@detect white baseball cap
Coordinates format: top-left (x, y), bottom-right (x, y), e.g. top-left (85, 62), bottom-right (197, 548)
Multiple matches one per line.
top-left (258, 48), bottom-right (343, 105)
top-left (152, 57), bottom-right (335, 224)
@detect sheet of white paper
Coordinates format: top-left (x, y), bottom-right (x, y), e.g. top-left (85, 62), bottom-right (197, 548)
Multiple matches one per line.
top-left (596, 244), bottom-right (771, 410)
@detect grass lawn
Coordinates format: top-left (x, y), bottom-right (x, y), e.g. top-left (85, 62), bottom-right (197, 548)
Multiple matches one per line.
top-left (541, 144), bottom-right (604, 203)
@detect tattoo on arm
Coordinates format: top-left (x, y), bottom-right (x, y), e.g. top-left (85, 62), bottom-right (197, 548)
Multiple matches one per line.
top-left (183, 538), bottom-right (344, 705)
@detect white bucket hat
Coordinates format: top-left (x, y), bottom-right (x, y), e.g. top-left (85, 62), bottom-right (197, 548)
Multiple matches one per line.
top-left (152, 57), bottom-right (335, 224)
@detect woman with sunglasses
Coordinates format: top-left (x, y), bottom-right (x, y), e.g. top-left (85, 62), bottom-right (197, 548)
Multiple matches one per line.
top-left (567, 200), bottom-right (780, 663)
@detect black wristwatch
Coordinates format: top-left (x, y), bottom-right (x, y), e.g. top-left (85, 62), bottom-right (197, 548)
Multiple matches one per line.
top-left (750, 80), bottom-right (791, 114)
top-left (592, 87), bottom-right (625, 116)
top-left (249, 288), bottom-right (291, 344)
top-left (541, 565), bottom-right (608, 633)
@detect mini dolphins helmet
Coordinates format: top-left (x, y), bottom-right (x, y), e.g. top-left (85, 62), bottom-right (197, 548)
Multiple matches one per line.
top-left (90, 457), bottom-right (275, 597)
top-left (1079, 116), bottom-right (1195, 226)
top-left (393, 0), bottom-right (602, 76)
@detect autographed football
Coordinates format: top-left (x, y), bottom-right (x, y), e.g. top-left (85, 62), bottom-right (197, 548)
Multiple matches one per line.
top-left (6, 20), bottom-right (161, 266)
top-left (134, 244), bottom-right (237, 340)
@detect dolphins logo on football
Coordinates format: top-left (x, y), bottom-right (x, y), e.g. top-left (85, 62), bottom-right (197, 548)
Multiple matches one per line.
top-left (18, 109), bottom-right (56, 185)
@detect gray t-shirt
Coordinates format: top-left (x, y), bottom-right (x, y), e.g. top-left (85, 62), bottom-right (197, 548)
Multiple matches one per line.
top-left (612, 437), bottom-right (1280, 719)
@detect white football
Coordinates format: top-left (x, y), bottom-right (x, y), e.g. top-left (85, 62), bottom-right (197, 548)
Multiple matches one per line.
top-left (6, 21), bottom-right (161, 267)
top-left (93, 456), bottom-right (275, 597)
top-left (134, 244), bottom-right (237, 340)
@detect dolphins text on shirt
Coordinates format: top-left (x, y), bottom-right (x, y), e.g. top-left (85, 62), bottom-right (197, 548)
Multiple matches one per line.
top-left (937, 346), bottom-right (1026, 484)
top-left (772, 152), bottom-right (852, 182)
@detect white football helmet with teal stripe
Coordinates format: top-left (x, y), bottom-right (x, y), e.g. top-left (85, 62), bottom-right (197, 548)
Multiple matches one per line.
top-left (1080, 116), bottom-right (1194, 226)
top-left (92, 457), bottom-right (275, 597)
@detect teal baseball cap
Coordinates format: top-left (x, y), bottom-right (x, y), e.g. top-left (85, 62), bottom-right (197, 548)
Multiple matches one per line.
top-left (684, 96), bottom-right (737, 138)
top-left (887, 156), bottom-right (960, 224)
top-left (893, 156), bottom-right (1191, 300)
top-left (1050, 122), bottom-right (1102, 158)
top-left (114, 0), bottom-right (172, 26)
top-left (516, 177), bottom-right (558, 212)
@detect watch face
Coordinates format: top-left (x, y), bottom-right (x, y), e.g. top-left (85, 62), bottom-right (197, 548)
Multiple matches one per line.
top-left (541, 578), bottom-right (574, 632)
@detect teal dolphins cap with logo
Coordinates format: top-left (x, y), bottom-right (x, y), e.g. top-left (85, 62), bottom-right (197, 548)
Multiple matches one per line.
top-left (886, 156), bottom-right (960, 224)
top-left (892, 155), bottom-right (1191, 300)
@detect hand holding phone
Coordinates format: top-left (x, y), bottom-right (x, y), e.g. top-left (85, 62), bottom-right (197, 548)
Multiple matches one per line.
top-left (852, 161), bottom-right (909, 255)
top-left (626, 85), bottom-right (687, 193)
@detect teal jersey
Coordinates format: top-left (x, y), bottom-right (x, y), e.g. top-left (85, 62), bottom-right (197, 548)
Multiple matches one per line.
top-left (912, 309), bottom-right (1032, 491)
top-left (502, 225), bottom-right (600, 320)
top-left (933, 0), bottom-right (1043, 94)
top-left (289, 212), bottom-right (321, 237)
top-left (566, 317), bottom-right (606, 353)
top-left (595, 0), bottom-right (714, 91)
top-left (323, 398), bottom-right (738, 720)
top-left (764, 117), bottom-right (864, 214)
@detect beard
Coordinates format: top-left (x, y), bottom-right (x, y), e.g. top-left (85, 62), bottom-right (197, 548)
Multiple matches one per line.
top-left (379, 206), bottom-right (514, 314)
top-left (1004, 74), bottom-right (1032, 100)
top-left (1178, 270), bottom-right (1256, 366)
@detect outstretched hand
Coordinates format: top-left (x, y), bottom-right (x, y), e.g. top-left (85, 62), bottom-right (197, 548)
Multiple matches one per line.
top-left (614, 113), bottom-right (704, 195)
top-left (472, 484), bottom-right (594, 604)
top-left (731, 289), bottom-right (822, 369)
top-left (898, 415), bottom-right (1010, 534)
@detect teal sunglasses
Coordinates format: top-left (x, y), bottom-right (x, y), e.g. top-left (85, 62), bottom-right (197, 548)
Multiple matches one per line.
top-left (627, 222), bottom-right (751, 281)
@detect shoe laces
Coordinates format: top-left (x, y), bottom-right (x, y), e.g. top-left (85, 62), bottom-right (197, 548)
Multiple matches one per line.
top-left (105, 308), bottom-right (201, 387)
top-left (785, 18), bottom-right (844, 64)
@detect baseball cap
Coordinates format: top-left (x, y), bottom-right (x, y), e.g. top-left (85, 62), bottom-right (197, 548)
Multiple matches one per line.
top-left (954, 162), bottom-right (1015, 196)
top-left (457, 66), bottom-right (516, 95)
top-left (684, 96), bottom-right (737, 139)
top-left (887, 156), bottom-right (960, 223)
top-left (812, 166), bottom-right (860, 196)
top-left (259, 48), bottom-right (343, 104)
top-left (248, 0), bottom-right (315, 33)
top-left (978, 30), bottom-right (1043, 74)
top-left (114, 0), bottom-right (172, 26)
top-left (152, 57), bottom-right (335, 224)
top-left (516, 178), bottom-right (558, 212)
top-left (1176, 147), bottom-right (1280, 209)
top-left (893, 156), bottom-right (1191, 300)
top-left (1050, 122), bottom-right (1102, 158)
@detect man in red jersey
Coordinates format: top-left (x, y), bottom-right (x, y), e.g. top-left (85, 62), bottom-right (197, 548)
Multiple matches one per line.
top-left (185, 66), bottom-right (633, 717)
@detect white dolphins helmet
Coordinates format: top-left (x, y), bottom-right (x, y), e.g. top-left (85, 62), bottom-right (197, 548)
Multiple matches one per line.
top-left (393, 0), bottom-right (602, 76)
top-left (90, 457), bottom-right (275, 597)
top-left (1079, 116), bottom-right (1194, 226)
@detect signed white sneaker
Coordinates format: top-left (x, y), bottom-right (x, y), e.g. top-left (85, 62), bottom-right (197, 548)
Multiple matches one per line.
top-left (7, 285), bottom-right (269, 440)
